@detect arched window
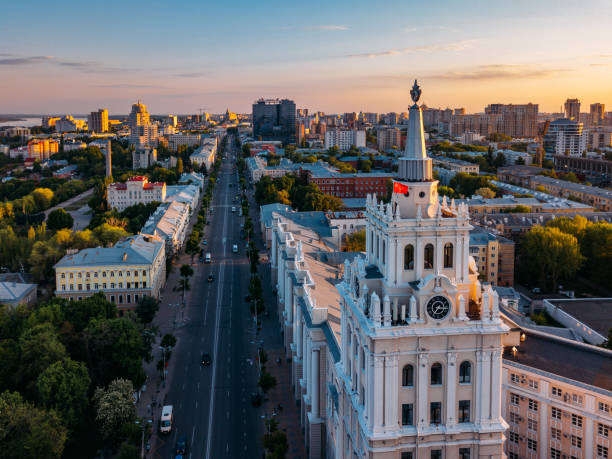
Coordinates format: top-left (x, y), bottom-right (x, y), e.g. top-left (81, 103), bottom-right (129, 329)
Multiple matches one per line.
top-left (402, 364), bottom-right (414, 387)
top-left (459, 361), bottom-right (472, 384)
top-left (431, 362), bottom-right (443, 385)
top-left (424, 243), bottom-right (434, 270)
top-left (376, 235), bottom-right (379, 258)
top-left (382, 240), bottom-right (386, 264)
top-left (404, 244), bottom-right (414, 270)
top-left (370, 230), bottom-right (374, 254)
top-left (444, 242), bottom-right (453, 268)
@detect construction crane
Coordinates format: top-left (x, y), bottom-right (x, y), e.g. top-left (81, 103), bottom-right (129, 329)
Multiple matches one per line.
top-left (535, 120), bottom-right (550, 168)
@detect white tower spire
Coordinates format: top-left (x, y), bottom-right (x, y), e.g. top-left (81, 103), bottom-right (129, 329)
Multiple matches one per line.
top-left (398, 80), bottom-right (432, 181)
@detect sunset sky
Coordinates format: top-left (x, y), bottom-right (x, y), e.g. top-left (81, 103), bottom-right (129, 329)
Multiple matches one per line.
top-left (1, 0), bottom-right (611, 115)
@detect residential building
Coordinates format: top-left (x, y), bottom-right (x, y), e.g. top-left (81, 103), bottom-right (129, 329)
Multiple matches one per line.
top-left (502, 327), bottom-right (611, 459)
top-left (565, 98), bottom-right (581, 120)
top-left (107, 176), bottom-right (166, 211)
top-left (165, 184), bottom-right (199, 214)
top-left (27, 138), bottom-right (59, 161)
top-left (497, 165), bottom-right (545, 188)
top-left (450, 113), bottom-right (501, 137)
top-left (543, 118), bottom-right (587, 156)
top-left (55, 115), bottom-right (86, 133)
top-left (469, 226), bottom-right (515, 286)
top-left (271, 81), bottom-right (508, 458)
top-left (590, 103), bottom-right (606, 125)
top-left (529, 175), bottom-right (612, 211)
top-left (496, 149), bottom-right (534, 165)
top-left (189, 137), bottom-right (217, 170)
top-left (252, 98), bottom-right (296, 142)
top-left (0, 279), bottom-right (37, 307)
top-left (53, 165), bottom-right (78, 178)
top-left (305, 170), bottom-right (395, 198)
top-left (179, 172), bottom-right (206, 191)
top-left (63, 140), bottom-right (87, 151)
top-left (168, 133), bottom-right (202, 151)
top-left (376, 127), bottom-right (402, 151)
top-left (88, 108), bottom-right (109, 133)
top-left (587, 126), bottom-right (612, 149)
top-left (485, 103), bottom-right (539, 137)
top-left (141, 201), bottom-right (190, 256)
top-left (0, 126), bottom-right (30, 137)
top-left (132, 147), bottom-right (157, 169)
top-left (42, 116), bottom-right (60, 129)
top-left (431, 155), bottom-right (480, 174)
top-left (554, 153), bottom-right (612, 179)
top-left (129, 101), bottom-right (158, 147)
top-left (54, 234), bottom-right (166, 310)
top-left (324, 128), bottom-right (366, 150)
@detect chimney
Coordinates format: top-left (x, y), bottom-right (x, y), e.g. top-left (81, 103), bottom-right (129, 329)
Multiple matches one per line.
top-left (122, 252), bottom-right (127, 261)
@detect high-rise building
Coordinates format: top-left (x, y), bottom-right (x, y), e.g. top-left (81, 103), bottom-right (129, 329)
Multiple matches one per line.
top-left (485, 103), bottom-right (539, 137)
top-left (252, 98), bottom-right (296, 142)
top-left (88, 108), bottom-right (109, 133)
top-left (590, 103), bottom-right (605, 125)
top-left (128, 101), bottom-right (158, 147)
top-left (543, 118), bottom-right (587, 156)
top-left (376, 127), bottom-right (402, 151)
top-left (324, 128), bottom-right (365, 150)
top-left (450, 113), bottom-right (501, 137)
top-left (271, 81), bottom-right (508, 458)
top-left (565, 98), bottom-right (581, 121)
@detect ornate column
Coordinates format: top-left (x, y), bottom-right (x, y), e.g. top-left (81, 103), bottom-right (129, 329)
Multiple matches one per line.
top-left (312, 348), bottom-right (320, 418)
top-left (296, 313), bottom-right (303, 359)
top-left (417, 354), bottom-right (429, 428)
top-left (305, 336), bottom-right (311, 397)
top-left (475, 351), bottom-right (483, 425)
top-left (366, 350), bottom-right (374, 428)
top-left (415, 239), bottom-right (423, 280)
top-left (490, 349), bottom-right (502, 423)
top-left (373, 355), bottom-right (385, 431)
top-left (481, 350), bottom-right (492, 424)
top-left (340, 304), bottom-right (347, 369)
top-left (446, 352), bottom-right (457, 426)
top-left (384, 354), bottom-right (399, 431)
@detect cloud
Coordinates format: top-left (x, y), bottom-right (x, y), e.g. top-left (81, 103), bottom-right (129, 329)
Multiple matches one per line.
top-left (303, 25), bottom-right (348, 31)
top-left (0, 55), bottom-right (54, 65)
top-left (423, 64), bottom-right (571, 81)
top-left (174, 72), bottom-right (209, 78)
top-left (590, 63), bottom-right (608, 67)
top-left (402, 27), bottom-right (417, 33)
top-left (438, 25), bottom-right (459, 32)
top-left (95, 83), bottom-right (166, 89)
top-left (345, 39), bottom-right (476, 59)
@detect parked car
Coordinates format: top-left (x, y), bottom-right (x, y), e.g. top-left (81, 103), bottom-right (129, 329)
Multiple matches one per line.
top-left (175, 435), bottom-right (187, 454)
top-left (208, 274), bottom-right (214, 282)
top-left (201, 353), bottom-right (212, 366)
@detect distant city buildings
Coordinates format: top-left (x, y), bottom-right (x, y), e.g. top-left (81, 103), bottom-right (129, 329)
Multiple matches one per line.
top-left (324, 128), bottom-right (365, 150)
top-left (55, 115), bottom-right (86, 133)
top-left (189, 137), bottom-right (217, 171)
top-left (88, 108), bottom-right (109, 133)
top-left (252, 98), bottom-right (296, 142)
top-left (141, 201), bottom-right (190, 255)
top-left (485, 103), bottom-right (539, 137)
top-left (168, 133), bottom-right (202, 151)
top-left (107, 176), bottom-right (166, 211)
top-left (129, 101), bottom-right (158, 148)
top-left (306, 169), bottom-right (394, 198)
top-left (543, 118), bottom-right (587, 156)
top-left (132, 147), bottom-right (157, 169)
top-left (564, 98), bottom-right (581, 121)
top-left (590, 103), bottom-right (605, 125)
top-left (27, 138), bottom-right (59, 161)
top-left (377, 127), bottom-right (402, 151)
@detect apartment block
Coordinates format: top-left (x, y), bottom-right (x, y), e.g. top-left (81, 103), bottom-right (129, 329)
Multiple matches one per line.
top-left (107, 176), bottom-right (166, 211)
top-left (324, 128), bottom-right (366, 150)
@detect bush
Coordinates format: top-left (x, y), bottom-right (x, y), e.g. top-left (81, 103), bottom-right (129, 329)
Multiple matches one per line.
top-left (47, 209), bottom-right (74, 231)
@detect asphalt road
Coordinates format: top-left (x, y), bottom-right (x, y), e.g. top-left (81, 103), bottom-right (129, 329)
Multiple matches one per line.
top-left (156, 137), bottom-right (262, 459)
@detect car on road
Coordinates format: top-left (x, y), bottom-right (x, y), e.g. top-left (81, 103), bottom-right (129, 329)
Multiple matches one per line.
top-left (201, 353), bottom-right (212, 366)
top-left (208, 274), bottom-right (214, 282)
top-left (202, 239), bottom-right (207, 245)
top-left (231, 206), bottom-right (236, 212)
top-left (232, 244), bottom-right (238, 253)
top-left (175, 435), bottom-right (187, 454)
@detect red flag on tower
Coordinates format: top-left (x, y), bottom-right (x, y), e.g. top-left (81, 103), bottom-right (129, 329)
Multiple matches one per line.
top-left (393, 181), bottom-right (409, 194)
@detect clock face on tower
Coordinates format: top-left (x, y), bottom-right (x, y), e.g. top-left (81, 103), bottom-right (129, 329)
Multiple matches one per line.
top-left (426, 295), bottom-right (451, 320)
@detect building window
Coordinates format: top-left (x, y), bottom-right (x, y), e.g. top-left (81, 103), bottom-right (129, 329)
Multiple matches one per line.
top-left (94, 283), bottom-right (98, 289)
top-left (69, 273), bottom-right (73, 279)
top-left (508, 453), bottom-right (519, 459)
top-left (118, 295), bottom-right (123, 303)
top-left (527, 438), bottom-right (537, 452)
top-left (599, 423), bottom-right (609, 437)
top-left (376, 235), bottom-right (379, 258)
top-left (404, 244), bottom-right (414, 270)
top-left (370, 231), bottom-right (374, 254)
top-left (459, 448), bottom-right (470, 459)
top-left (459, 361), bottom-right (471, 383)
top-left (572, 414), bottom-right (583, 427)
top-left (510, 393), bottom-right (520, 405)
top-left (443, 242), bottom-right (453, 268)
top-left (599, 402), bottom-right (610, 413)
top-left (551, 427), bottom-right (561, 440)
top-left (571, 435), bottom-right (582, 448)
top-left (528, 379), bottom-right (539, 390)
top-left (401, 403), bottom-right (413, 426)
top-left (430, 402), bottom-right (441, 424)
top-left (402, 365), bottom-right (414, 387)
top-left (142, 270), bottom-right (146, 276)
top-left (61, 273), bottom-right (65, 279)
top-left (598, 445), bottom-right (609, 458)
top-left (552, 386), bottom-right (562, 397)
top-left (424, 243), bottom-right (434, 270)
top-left (509, 431), bottom-right (519, 443)
top-left (550, 448), bottom-right (561, 459)
top-left (401, 453), bottom-right (412, 459)
top-left (110, 295), bottom-right (115, 303)
top-left (382, 240), bottom-right (386, 264)
top-left (458, 400), bottom-right (470, 423)
top-left (431, 451), bottom-right (441, 459)
top-left (431, 363), bottom-right (442, 385)
top-left (510, 373), bottom-right (520, 384)
top-left (528, 418), bottom-right (538, 431)
top-left (528, 398), bottom-right (538, 412)
top-left (127, 295), bottom-right (131, 304)
top-left (551, 407), bottom-right (562, 419)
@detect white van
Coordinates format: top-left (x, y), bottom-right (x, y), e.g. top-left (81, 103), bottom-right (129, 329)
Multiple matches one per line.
top-left (231, 206), bottom-right (236, 213)
top-left (160, 405), bottom-right (173, 434)
top-left (232, 244), bottom-right (238, 253)
top-left (205, 253), bottom-right (211, 263)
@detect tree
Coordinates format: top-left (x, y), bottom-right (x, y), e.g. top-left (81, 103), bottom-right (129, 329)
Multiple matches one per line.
top-left (186, 234), bottom-right (200, 264)
top-left (161, 333), bottom-right (177, 348)
top-left (519, 226), bottom-right (584, 291)
top-left (47, 208), bottom-right (74, 231)
top-left (0, 391), bottom-right (67, 459)
top-left (177, 157), bottom-right (184, 175)
top-left (344, 229), bottom-right (366, 252)
top-left (92, 223), bottom-right (129, 246)
top-left (93, 378), bottom-right (136, 447)
top-left (62, 292), bottom-right (117, 332)
top-left (31, 187), bottom-right (54, 211)
top-left (580, 221), bottom-right (612, 283)
top-left (135, 295), bottom-right (159, 324)
top-left (438, 186), bottom-right (455, 198)
top-left (258, 370), bottom-right (277, 393)
top-left (474, 187), bottom-right (496, 199)
top-left (36, 358), bottom-right (90, 432)
top-left (176, 264), bottom-right (194, 304)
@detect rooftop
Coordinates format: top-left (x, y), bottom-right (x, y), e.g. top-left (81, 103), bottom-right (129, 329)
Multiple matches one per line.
top-left (531, 175), bottom-right (612, 199)
top-left (504, 328), bottom-right (612, 392)
top-left (547, 299), bottom-right (612, 339)
top-left (0, 281), bottom-right (36, 303)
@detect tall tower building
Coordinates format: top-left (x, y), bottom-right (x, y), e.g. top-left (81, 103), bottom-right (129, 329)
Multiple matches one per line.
top-left (128, 101), bottom-right (157, 147)
top-left (590, 103), bottom-right (605, 125)
top-left (564, 98), bottom-right (581, 121)
top-left (337, 81), bottom-right (508, 458)
top-left (88, 108), bottom-right (109, 133)
top-left (252, 98), bottom-right (296, 142)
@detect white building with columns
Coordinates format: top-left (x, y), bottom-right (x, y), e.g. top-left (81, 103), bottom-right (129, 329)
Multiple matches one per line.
top-left (271, 81), bottom-right (510, 458)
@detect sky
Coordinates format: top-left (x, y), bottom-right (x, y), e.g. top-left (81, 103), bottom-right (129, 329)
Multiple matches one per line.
top-left (1, 0), bottom-right (611, 115)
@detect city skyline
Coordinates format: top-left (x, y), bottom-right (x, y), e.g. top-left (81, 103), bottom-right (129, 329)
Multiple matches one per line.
top-left (1, 0), bottom-right (612, 114)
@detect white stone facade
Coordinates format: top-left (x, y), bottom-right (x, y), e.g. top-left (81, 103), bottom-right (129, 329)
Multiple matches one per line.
top-left (107, 176), bottom-right (166, 211)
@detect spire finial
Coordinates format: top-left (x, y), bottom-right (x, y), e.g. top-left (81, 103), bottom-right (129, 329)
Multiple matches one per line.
top-left (410, 79), bottom-right (421, 105)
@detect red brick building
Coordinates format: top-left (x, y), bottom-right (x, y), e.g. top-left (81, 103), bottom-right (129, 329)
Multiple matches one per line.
top-left (304, 170), bottom-right (395, 198)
